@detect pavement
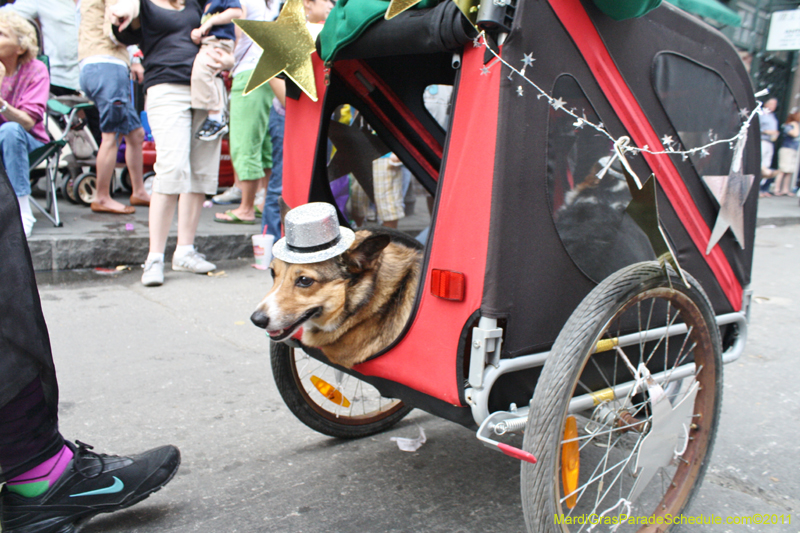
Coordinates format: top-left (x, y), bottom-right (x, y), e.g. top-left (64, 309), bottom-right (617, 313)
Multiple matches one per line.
top-left (25, 188), bottom-right (799, 272)
top-left (24, 223), bottom-right (800, 532)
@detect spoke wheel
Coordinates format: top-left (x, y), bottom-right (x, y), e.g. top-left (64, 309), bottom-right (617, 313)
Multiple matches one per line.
top-left (271, 342), bottom-right (412, 438)
top-left (522, 262), bottom-right (722, 533)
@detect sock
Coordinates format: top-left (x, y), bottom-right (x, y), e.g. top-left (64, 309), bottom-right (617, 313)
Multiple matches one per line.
top-left (207, 112), bottom-right (222, 123)
top-left (18, 195), bottom-right (35, 237)
top-left (174, 245), bottom-right (195, 259)
top-left (6, 445), bottom-right (73, 498)
top-left (146, 252), bottom-right (165, 264)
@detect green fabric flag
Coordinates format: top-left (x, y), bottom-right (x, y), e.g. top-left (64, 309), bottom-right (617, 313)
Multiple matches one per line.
top-left (319, 0), bottom-right (439, 62)
top-left (593, 0), bottom-right (662, 20)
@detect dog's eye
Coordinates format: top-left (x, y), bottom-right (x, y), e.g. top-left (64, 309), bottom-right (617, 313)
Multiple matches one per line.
top-left (296, 276), bottom-right (315, 288)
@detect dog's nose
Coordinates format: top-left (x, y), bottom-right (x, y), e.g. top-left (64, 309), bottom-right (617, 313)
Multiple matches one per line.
top-left (250, 310), bottom-right (270, 329)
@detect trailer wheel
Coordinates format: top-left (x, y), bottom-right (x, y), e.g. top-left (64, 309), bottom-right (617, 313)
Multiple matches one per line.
top-left (522, 262), bottom-right (722, 532)
top-left (271, 342), bottom-right (412, 439)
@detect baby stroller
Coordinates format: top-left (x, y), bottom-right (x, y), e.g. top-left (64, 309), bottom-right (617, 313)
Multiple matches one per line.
top-left (265, 0), bottom-right (759, 530)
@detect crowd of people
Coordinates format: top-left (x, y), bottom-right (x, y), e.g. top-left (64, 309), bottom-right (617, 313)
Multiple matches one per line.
top-left (759, 97), bottom-right (800, 198)
top-left (0, 0), bottom-right (339, 289)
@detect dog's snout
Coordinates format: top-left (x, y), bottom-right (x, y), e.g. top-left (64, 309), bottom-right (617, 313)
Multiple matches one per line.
top-left (250, 310), bottom-right (270, 329)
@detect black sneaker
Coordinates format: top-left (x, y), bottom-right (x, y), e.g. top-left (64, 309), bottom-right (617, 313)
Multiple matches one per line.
top-left (195, 117), bottom-right (229, 141)
top-left (1, 440), bottom-right (180, 533)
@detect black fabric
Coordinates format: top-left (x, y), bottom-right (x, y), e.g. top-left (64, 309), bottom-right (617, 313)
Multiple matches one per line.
top-left (331, 0), bottom-right (476, 61)
top-left (0, 378), bottom-right (63, 483)
top-left (481, 0), bottom-right (757, 358)
top-left (0, 163), bottom-right (62, 482)
top-left (113, 0), bottom-right (203, 92)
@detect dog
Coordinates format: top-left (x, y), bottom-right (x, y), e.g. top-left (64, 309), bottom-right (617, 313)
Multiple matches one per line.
top-left (251, 223), bottom-right (423, 369)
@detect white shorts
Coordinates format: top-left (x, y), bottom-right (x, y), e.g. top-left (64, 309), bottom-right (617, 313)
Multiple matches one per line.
top-left (145, 83), bottom-right (221, 195)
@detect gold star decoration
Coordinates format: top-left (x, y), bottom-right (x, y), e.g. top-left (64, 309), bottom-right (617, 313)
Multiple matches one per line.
top-left (702, 131), bottom-right (755, 255)
top-left (234, 0), bottom-right (318, 101)
top-left (386, 0), bottom-right (479, 26)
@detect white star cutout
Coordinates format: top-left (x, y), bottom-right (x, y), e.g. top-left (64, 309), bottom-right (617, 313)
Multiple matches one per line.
top-left (661, 134), bottom-right (673, 147)
top-left (480, 65), bottom-right (490, 76)
top-left (516, 86), bottom-right (524, 97)
top-left (702, 131), bottom-right (755, 254)
top-left (628, 367), bottom-right (699, 504)
top-left (551, 97), bottom-right (565, 110)
top-left (521, 52), bottom-right (535, 67)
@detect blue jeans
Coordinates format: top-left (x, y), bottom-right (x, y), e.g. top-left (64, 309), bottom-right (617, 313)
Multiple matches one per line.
top-left (0, 122), bottom-right (45, 197)
top-left (262, 106), bottom-right (284, 240)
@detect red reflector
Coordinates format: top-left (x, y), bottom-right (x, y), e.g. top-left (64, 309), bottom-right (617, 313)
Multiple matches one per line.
top-left (431, 269), bottom-right (465, 301)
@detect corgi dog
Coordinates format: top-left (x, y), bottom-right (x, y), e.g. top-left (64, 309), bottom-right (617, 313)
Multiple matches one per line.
top-left (251, 227), bottom-right (423, 368)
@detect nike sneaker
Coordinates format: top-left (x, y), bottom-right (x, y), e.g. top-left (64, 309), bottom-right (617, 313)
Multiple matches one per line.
top-left (1, 440), bottom-right (180, 533)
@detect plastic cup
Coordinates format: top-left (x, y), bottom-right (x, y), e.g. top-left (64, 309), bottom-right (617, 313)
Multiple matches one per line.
top-left (252, 234), bottom-right (275, 270)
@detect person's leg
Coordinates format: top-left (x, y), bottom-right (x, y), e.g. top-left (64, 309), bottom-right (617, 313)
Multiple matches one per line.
top-left (190, 41), bottom-right (219, 114)
top-left (142, 83), bottom-right (194, 285)
top-left (125, 126), bottom-right (150, 204)
top-left (91, 131), bottom-right (135, 213)
top-left (220, 71), bottom-right (272, 223)
top-left (0, 122), bottom-right (45, 235)
top-left (263, 105), bottom-right (284, 239)
top-left (170, 97), bottom-right (221, 274)
top-left (0, 171), bottom-right (180, 532)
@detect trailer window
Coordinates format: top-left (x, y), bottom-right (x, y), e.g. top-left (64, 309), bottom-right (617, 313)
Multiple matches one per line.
top-left (326, 104), bottom-right (433, 239)
top-left (547, 75), bottom-right (656, 283)
top-left (653, 53), bottom-right (741, 177)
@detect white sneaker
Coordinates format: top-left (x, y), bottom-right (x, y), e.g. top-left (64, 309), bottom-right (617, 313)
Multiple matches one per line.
top-left (211, 186), bottom-right (242, 205)
top-left (141, 258), bottom-right (164, 286)
top-left (172, 250), bottom-right (216, 274)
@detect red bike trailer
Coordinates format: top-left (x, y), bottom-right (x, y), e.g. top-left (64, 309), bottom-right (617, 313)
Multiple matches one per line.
top-left (263, 0), bottom-right (758, 530)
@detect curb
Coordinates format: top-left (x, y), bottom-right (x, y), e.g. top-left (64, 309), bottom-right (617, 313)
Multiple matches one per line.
top-left (29, 233), bottom-right (253, 271)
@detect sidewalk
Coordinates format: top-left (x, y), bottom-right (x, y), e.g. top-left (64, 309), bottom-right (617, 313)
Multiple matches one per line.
top-left (25, 191), bottom-right (798, 272)
top-left (26, 191), bottom-right (433, 271)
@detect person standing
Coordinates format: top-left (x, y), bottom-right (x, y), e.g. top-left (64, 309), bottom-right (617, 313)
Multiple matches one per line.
top-left (79, 0), bottom-right (150, 215)
top-left (773, 111), bottom-right (800, 196)
top-left (260, 0), bottom-right (333, 238)
top-left (215, 0), bottom-right (276, 226)
top-left (759, 97), bottom-right (779, 197)
top-left (109, 0), bottom-right (234, 286)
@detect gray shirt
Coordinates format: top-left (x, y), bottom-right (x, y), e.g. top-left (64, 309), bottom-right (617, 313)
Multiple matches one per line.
top-left (2, 0), bottom-right (80, 91)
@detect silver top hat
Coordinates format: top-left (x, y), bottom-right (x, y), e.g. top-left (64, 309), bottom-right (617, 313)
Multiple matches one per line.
top-left (272, 203), bottom-right (356, 264)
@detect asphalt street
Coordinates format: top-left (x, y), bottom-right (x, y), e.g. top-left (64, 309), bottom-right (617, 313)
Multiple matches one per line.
top-left (29, 223), bottom-right (800, 533)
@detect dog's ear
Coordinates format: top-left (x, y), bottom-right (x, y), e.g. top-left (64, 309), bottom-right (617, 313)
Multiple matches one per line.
top-left (343, 234), bottom-right (391, 272)
top-left (279, 197), bottom-right (292, 228)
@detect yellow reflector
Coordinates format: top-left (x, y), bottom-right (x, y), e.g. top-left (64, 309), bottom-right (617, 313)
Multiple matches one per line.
top-left (562, 416), bottom-right (579, 509)
top-left (310, 376), bottom-right (351, 408)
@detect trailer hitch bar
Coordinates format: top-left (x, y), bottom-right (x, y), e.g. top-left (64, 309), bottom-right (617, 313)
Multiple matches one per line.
top-left (476, 410), bottom-right (537, 464)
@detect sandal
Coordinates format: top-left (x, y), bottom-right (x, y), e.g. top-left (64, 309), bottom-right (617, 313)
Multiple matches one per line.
top-left (214, 210), bottom-right (255, 225)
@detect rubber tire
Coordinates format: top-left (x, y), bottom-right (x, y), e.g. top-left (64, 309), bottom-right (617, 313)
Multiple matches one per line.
top-left (521, 261), bottom-right (722, 533)
top-left (73, 172), bottom-right (98, 206)
top-left (61, 171), bottom-right (80, 205)
top-left (119, 167), bottom-right (132, 192)
top-left (270, 342), bottom-right (412, 439)
top-left (142, 171), bottom-right (155, 197)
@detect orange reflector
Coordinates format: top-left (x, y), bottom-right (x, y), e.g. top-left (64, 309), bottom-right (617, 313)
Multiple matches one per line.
top-left (562, 416), bottom-right (579, 509)
top-left (310, 376), bottom-right (351, 408)
top-left (431, 269), bottom-right (465, 301)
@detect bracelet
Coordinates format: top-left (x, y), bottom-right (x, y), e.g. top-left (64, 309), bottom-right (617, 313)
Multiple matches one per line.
top-left (0, 101), bottom-right (7, 113)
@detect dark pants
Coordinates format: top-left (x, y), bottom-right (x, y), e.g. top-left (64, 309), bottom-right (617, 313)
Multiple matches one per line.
top-left (0, 161), bottom-right (63, 482)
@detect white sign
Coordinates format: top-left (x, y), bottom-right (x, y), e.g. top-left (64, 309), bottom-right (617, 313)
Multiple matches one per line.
top-left (767, 9), bottom-right (800, 51)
